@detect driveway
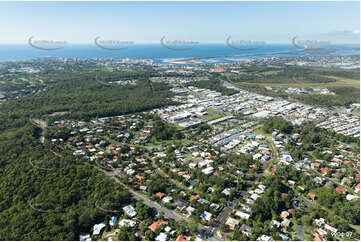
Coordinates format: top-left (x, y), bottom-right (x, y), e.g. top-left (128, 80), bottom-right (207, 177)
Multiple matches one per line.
top-left (295, 223), bottom-right (306, 240)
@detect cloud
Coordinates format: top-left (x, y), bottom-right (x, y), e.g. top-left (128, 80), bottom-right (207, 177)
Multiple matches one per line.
top-left (326, 30), bottom-right (360, 36)
top-left (312, 30), bottom-right (360, 43)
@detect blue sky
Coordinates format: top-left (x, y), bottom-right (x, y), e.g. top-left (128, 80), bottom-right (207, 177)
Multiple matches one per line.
top-left (0, 1), bottom-right (359, 44)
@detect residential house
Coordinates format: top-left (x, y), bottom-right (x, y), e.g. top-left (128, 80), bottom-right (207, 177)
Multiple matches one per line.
top-left (235, 210), bottom-right (250, 220)
top-left (240, 224), bottom-right (254, 237)
top-left (140, 185), bottom-right (147, 191)
top-left (176, 235), bottom-right (187, 241)
top-left (307, 193), bottom-right (316, 201)
top-left (346, 194), bottom-right (358, 201)
top-left (279, 233), bottom-right (290, 241)
top-left (186, 206), bottom-right (195, 216)
top-left (313, 218), bottom-right (325, 227)
top-left (257, 235), bottom-right (274, 241)
top-left (92, 223), bottom-right (106, 237)
top-left (109, 216), bottom-right (118, 227)
top-left (320, 168), bottom-right (329, 175)
top-left (271, 220), bottom-right (281, 229)
top-left (222, 188), bottom-right (231, 196)
top-left (79, 234), bottom-right (91, 241)
top-left (355, 184), bottom-right (360, 193)
top-left (225, 217), bottom-right (240, 230)
top-left (162, 196), bottom-right (173, 203)
top-left (149, 221), bottom-right (167, 232)
top-left (288, 180), bottom-right (296, 186)
top-left (335, 187), bottom-right (347, 195)
top-left (281, 219), bottom-right (290, 228)
top-left (313, 233), bottom-right (324, 241)
top-left (176, 200), bottom-right (187, 211)
top-left (119, 219), bottom-right (136, 228)
top-left (324, 224), bottom-right (337, 234)
top-left (202, 166), bottom-right (214, 175)
top-left (156, 192), bottom-right (166, 199)
top-left (317, 228), bottom-right (327, 236)
top-left (313, 177), bottom-right (325, 185)
top-left (281, 211), bottom-right (289, 219)
top-left (251, 193), bottom-right (259, 201)
top-left (200, 211), bottom-right (212, 221)
top-left (155, 233), bottom-right (168, 241)
top-left (123, 205), bottom-right (137, 218)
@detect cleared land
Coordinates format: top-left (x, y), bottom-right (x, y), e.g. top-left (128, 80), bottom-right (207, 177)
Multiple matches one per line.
top-left (244, 75), bottom-right (360, 88)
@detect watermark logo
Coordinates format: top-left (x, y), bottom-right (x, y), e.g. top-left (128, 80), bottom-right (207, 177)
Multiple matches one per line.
top-left (94, 36), bottom-right (134, 50)
top-left (29, 158), bottom-right (63, 171)
top-left (292, 36), bottom-right (331, 52)
top-left (28, 198), bottom-right (64, 213)
top-left (160, 36), bottom-right (199, 51)
top-left (226, 36), bottom-right (266, 50)
top-left (95, 199), bottom-right (122, 213)
top-left (28, 36), bottom-right (67, 50)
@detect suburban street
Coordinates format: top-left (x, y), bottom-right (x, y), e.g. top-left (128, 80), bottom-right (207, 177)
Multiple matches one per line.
top-left (97, 167), bottom-right (223, 240)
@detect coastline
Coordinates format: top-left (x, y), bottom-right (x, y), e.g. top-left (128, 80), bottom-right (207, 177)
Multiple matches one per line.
top-left (0, 44), bottom-right (359, 65)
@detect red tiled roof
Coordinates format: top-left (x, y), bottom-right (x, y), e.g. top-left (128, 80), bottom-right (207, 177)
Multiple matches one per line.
top-left (176, 235), bottom-right (187, 241)
top-left (155, 192), bottom-right (165, 198)
top-left (288, 208), bottom-right (295, 214)
top-left (320, 168), bottom-right (329, 173)
top-left (335, 187), bottom-right (347, 194)
top-left (308, 193), bottom-right (316, 200)
top-left (314, 233), bottom-right (323, 241)
top-left (149, 221), bottom-right (166, 232)
top-left (135, 174), bottom-right (145, 180)
top-left (262, 150), bottom-right (271, 155)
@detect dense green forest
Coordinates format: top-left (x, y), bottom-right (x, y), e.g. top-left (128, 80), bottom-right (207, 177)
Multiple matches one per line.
top-left (0, 124), bottom-right (133, 240)
top-left (0, 71), bottom-right (175, 240)
top-left (0, 71), bottom-right (175, 132)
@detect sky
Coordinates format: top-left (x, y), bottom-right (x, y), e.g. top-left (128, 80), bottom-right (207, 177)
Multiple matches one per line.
top-left (0, 1), bottom-right (359, 44)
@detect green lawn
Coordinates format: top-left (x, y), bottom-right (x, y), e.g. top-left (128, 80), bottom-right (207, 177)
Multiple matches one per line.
top-left (205, 109), bottom-right (226, 121)
top-left (349, 224), bottom-right (360, 234)
top-left (253, 128), bottom-right (265, 135)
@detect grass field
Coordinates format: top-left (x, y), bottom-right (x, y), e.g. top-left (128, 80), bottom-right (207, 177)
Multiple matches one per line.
top-left (349, 224), bottom-right (360, 234)
top-left (253, 128), bottom-right (265, 135)
top-left (204, 109), bottom-right (227, 121)
top-left (235, 75), bottom-right (360, 89)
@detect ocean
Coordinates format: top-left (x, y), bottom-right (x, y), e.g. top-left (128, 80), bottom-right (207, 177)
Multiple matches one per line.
top-left (0, 44), bottom-right (359, 64)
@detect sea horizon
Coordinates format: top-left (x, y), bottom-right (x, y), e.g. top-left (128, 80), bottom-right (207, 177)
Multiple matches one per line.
top-left (0, 43), bottom-right (359, 64)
